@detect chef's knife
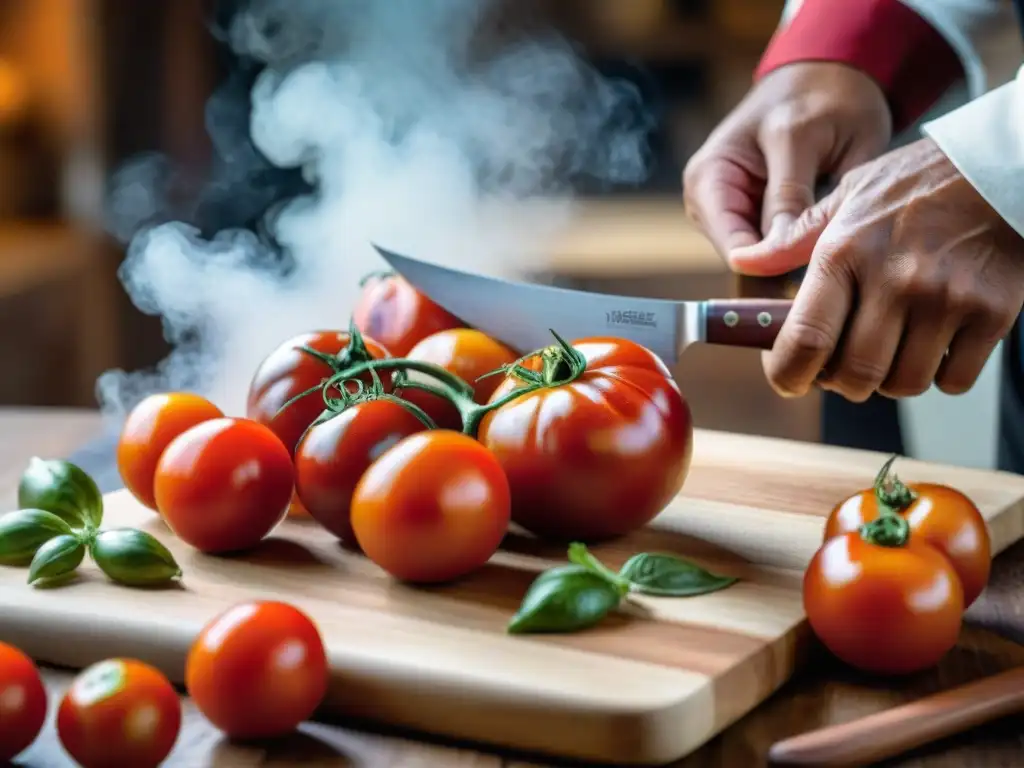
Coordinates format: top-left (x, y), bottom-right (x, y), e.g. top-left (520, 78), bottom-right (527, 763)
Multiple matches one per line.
top-left (371, 245), bottom-right (792, 362)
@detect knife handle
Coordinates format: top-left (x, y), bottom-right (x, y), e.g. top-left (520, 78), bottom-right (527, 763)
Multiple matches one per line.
top-left (705, 299), bottom-right (792, 350)
top-left (767, 666), bottom-right (1024, 766)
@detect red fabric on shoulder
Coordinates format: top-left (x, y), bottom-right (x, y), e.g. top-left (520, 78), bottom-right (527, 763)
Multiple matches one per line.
top-left (755, 0), bottom-right (964, 132)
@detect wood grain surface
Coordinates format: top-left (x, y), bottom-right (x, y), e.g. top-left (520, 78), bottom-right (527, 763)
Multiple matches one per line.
top-left (4, 424), bottom-right (1024, 765)
top-left (6, 409), bottom-right (1024, 767)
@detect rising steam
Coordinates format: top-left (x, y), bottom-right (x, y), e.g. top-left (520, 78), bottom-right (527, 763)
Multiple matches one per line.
top-left (97, 0), bottom-right (652, 419)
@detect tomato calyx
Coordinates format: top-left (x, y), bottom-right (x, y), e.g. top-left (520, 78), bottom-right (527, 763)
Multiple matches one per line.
top-left (873, 454), bottom-right (917, 511)
top-left (859, 511), bottom-right (911, 548)
top-left (358, 269), bottom-right (394, 287)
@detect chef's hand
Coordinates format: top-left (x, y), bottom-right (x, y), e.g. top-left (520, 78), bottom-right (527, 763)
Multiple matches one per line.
top-left (731, 137), bottom-right (1024, 402)
top-left (683, 63), bottom-right (891, 260)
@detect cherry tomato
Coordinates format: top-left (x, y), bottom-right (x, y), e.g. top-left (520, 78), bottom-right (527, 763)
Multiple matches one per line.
top-left (477, 337), bottom-right (692, 541)
top-left (247, 330), bottom-right (391, 457)
top-left (154, 418), bottom-right (294, 553)
top-left (0, 642), bottom-right (46, 761)
top-left (353, 273), bottom-right (463, 357)
top-left (825, 475), bottom-right (991, 608)
top-left (351, 431), bottom-right (510, 583)
top-left (57, 658), bottom-right (181, 768)
top-left (117, 393), bottom-right (224, 511)
top-left (804, 531), bottom-right (964, 676)
top-left (186, 601), bottom-right (327, 739)
top-left (401, 328), bottom-right (519, 430)
top-left (295, 400), bottom-right (428, 547)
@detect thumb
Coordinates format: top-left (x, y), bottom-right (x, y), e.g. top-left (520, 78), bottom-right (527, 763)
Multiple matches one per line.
top-left (727, 191), bottom-right (838, 276)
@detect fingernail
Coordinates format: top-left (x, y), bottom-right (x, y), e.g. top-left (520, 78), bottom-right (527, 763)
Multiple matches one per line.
top-left (767, 214), bottom-right (795, 243)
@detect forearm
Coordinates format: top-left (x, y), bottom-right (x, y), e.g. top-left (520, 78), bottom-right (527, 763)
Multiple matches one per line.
top-left (924, 65), bottom-right (1024, 239)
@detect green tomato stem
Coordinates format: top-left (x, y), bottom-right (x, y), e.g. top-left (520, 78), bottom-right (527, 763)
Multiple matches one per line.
top-left (859, 514), bottom-right (911, 548)
top-left (873, 454), bottom-right (916, 514)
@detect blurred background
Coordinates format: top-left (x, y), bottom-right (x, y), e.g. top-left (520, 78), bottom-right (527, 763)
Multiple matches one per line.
top-left (0, 0), bottom-right (998, 466)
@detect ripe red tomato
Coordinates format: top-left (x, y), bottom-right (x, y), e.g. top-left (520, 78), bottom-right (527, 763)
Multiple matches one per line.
top-left (401, 328), bottom-right (519, 430)
top-left (0, 642), bottom-right (46, 761)
top-left (154, 418), bottom-right (294, 553)
top-left (295, 399), bottom-right (428, 547)
top-left (247, 330), bottom-right (391, 458)
top-left (804, 531), bottom-right (964, 675)
top-left (117, 392), bottom-right (224, 511)
top-left (57, 658), bottom-right (181, 768)
top-left (351, 431), bottom-right (510, 583)
top-left (353, 273), bottom-right (463, 357)
top-left (186, 601), bottom-right (327, 739)
top-left (476, 337), bottom-right (692, 541)
top-left (824, 479), bottom-right (991, 608)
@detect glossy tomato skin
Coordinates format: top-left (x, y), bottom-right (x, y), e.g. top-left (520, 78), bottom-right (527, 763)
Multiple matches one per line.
top-left (57, 658), bottom-right (181, 768)
top-left (295, 400), bottom-right (428, 547)
top-left (353, 274), bottom-right (463, 357)
top-left (351, 431), bottom-right (511, 583)
top-left (402, 328), bottom-right (518, 430)
top-left (804, 532), bottom-right (964, 676)
top-left (246, 330), bottom-right (390, 458)
top-left (154, 418), bottom-right (294, 553)
top-left (477, 337), bottom-right (692, 542)
top-left (824, 484), bottom-right (991, 607)
top-left (117, 393), bottom-right (224, 511)
top-left (186, 601), bottom-right (327, 739)
top-left (0, 642), bottom-right (46, 761)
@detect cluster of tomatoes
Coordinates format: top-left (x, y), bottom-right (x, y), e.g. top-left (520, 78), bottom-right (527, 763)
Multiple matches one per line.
top-left (116, 272), bottom-right (695, 584)
top-left (0, 599), bottom-right (326, 767)
top-left (803, 461), bottom-right (992, 676)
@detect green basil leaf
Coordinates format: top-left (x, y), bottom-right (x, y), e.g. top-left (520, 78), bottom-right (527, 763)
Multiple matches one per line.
top-left (28, 534), bottom-right (85, 585)
top-left (18, 458), bottom-right (103, 530)
top-left (90, 529), bottom-right (182, 587)
top-left (507, 565), bottom-right (622, 635)
top-left (619, 553), bottom-right (737, 597)
top-left (0, 509), bottom-right (74, 565)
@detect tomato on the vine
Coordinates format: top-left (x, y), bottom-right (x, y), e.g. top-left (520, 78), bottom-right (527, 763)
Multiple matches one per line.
top-left (186, 600), bottom-right (327, 739)
top-left (117, 392), bottom-right (224, 511)
top-left (295, 399), bottom-right (428, 546)
top-left (803, 525), bottom-right (964, 676)
top-left (824, 458), bottom-right (991, 607)
top-left (246, 329), bottom-right (390, 458)
top-left (353, 272), bottom-right (463, 357)
top-left (0, 642), bottom-right (46, 761)
top-left (476, 336), bottom-right (692, 541)
top-left (351, 431), bottom-right (510, 583)
top-left (154, 418), bottom-right (294, 553)
top-left (57, 658), bottom-right (181, 768)
top-left (401, 328), bottom-right (518, 430)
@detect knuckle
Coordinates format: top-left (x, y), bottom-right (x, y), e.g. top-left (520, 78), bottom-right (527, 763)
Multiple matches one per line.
top-left (836, 355), bottom-right (890, 393)
top-left (784, 317), bottom-right (836, 359)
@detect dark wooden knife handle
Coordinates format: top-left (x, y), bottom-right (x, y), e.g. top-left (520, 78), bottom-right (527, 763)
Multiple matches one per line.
top-left (767, 666), bottom-right (1024, 766)
top-left (705, 299), bottom-right (792, 350)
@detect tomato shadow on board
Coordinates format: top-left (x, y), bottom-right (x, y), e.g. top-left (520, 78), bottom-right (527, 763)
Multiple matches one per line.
top-left (214, 537), bottom-right (327, 568)
top-left (210, 723), bottom-right (352, 765)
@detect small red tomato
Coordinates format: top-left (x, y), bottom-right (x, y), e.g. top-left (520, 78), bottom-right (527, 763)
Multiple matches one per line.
top-left (824, 460), bottom-right (991, 607)
top-left (186, 601), bottom-right (327, 739)
top-left (353, 273), bottom-right (463, 356)
top-left (401, 328), bottom-right (519, 430)
top-left (247, 329), bottom-right (390, 457)
top-left (154, 418), bottom-right (294, 553)
top-left (295, 400), bottom-right (428, 547)
top-left (57, 658), bottom-right (181, 768)
top-left (0, 642), bottom-right (46, 761)
top-left (351, 431), bottom-right (510, 583)
top-left (478, 336), bottom-right (692, 541)
top-left (117, 393), bottom-right (224, 510)
top-left (804, 530), bottom-right (964, 676)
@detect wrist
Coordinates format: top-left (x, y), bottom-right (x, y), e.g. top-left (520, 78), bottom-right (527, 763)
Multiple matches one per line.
top-left (756, 0), bottom-right (963, 133)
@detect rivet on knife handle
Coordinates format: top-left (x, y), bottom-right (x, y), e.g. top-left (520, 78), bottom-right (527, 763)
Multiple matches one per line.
top-left (705, 299), bottom-right (792, 350)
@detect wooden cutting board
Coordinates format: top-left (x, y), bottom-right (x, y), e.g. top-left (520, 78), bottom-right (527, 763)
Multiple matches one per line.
top-left (3, 430), bottom-right (1024, 765)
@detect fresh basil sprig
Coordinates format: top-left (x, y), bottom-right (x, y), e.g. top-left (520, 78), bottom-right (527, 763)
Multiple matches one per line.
top-left (508, 542), bottom-right (738, 635)
top-left (0, 458), bottom-right (183, 589)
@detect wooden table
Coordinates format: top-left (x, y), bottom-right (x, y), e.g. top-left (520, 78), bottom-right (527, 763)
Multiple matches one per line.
top-left (7, 408), bottom-right (1024, 768)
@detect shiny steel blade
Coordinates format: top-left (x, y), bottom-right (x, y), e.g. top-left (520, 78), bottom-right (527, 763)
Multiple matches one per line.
top-left (372, 245), bottom-right (703, 362)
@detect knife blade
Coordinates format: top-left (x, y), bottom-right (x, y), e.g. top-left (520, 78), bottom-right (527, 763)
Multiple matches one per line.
top-left (372, 244), bottom-right (793, 362)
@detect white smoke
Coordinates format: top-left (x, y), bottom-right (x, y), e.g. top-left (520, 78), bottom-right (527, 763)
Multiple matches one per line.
top-left (96, 0), bottom-right (651, 419)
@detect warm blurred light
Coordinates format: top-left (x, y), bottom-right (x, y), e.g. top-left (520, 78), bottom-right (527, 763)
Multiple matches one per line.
top-left (590, 0), bottom-right (666, 42)
top-left (0, 59), bottom-right (29, 127)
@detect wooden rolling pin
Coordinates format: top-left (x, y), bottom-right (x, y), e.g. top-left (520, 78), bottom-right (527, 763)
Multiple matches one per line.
top-left (767, 666), bottom-right (1024, 766)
